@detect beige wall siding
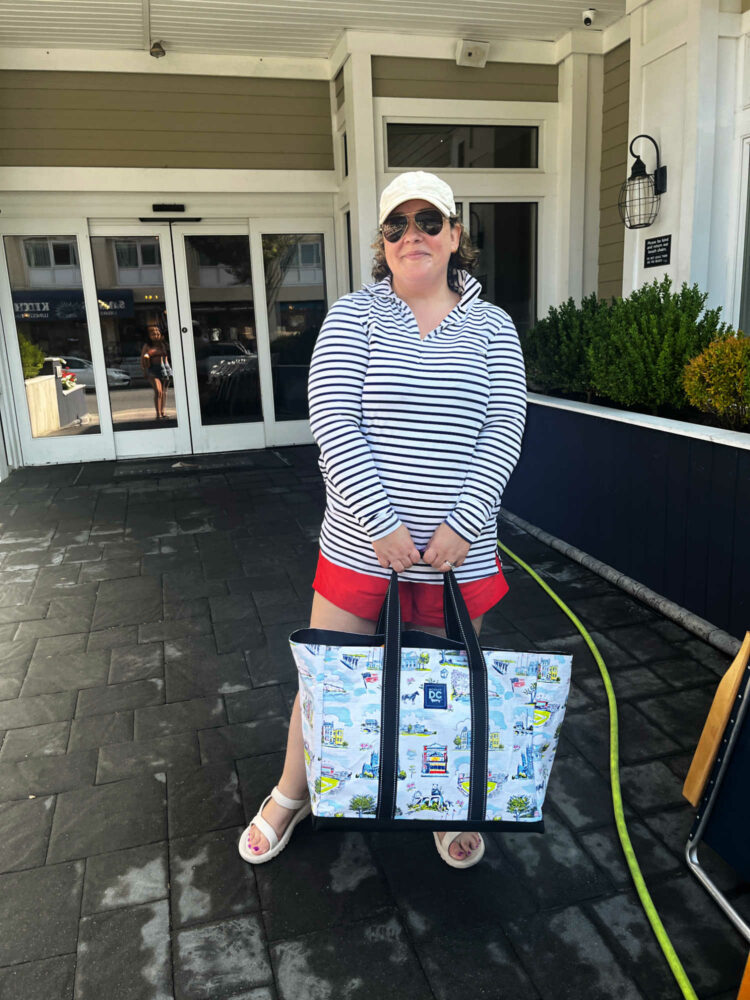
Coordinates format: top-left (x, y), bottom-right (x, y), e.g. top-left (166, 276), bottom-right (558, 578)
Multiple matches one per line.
top-left (0, 70), bottom-right (334, 169)
top-left (372, 57), bottom-right (558, 102)
top-left (598, 42), bottom-right (630, 301)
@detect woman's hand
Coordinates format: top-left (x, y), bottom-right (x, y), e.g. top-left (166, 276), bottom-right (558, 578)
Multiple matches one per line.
top-left (372, 525), bottom-right (421, 573)
top-left (422, 523), bottom-right (470, 572)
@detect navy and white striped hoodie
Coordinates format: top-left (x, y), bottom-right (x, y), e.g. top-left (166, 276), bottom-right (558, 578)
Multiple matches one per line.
top-left (307, 271), bottom-right (527, 584)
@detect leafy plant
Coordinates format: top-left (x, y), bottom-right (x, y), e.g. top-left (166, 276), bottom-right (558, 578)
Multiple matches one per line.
top-left (588, 277), bottom-right (731, 411)
top-left (683, 334), bottom-right (750, 429)
top-left (18, 333), bottom-right (45, 379)
top-left (520, 292), bottom-right (607, 398)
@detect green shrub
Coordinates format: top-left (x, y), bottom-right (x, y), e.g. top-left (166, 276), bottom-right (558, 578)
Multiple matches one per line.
top-left (683, 334), bottom-right (750, 429)
top-left (520, 292), bottom-right (606, 398)
top-left (18, 333), bottom-right (45, 380)
top-left (587, 277), bottom-right (731, 411)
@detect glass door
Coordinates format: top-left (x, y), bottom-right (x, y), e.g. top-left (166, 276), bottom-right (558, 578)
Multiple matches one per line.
top-left (0, 220), bottom-right (116, 465)
top-left (456, 201), bottom-right (538, 334)
top-left (249, 218), bottom-right (336, 447)
top-left (87, 224), bottom-right (192, 459)
top-left (170, 225), bottom-right (265, 454)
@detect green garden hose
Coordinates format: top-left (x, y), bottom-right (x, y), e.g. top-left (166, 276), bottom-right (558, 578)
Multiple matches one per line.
top-left (497, 538), bottom-right (700, 1000)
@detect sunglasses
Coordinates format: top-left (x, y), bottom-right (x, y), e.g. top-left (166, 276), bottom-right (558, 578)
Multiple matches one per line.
top-left (381, 209), bottom-right (448, 243)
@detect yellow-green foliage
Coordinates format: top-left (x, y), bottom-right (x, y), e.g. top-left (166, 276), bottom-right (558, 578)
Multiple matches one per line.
top-left (683, 334), bottom-right (750, 429)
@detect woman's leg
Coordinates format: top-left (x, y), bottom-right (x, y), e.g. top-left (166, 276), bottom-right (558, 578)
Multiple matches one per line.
top-left (245, 591), bottom-right (378, 856)
top-left (149, 376), bottom-right (160, 418)
top-left (410, 615), bottom-right (484, 863)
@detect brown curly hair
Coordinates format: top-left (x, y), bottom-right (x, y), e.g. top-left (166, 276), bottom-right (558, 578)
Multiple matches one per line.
top-left (371, 217), bottom-right (480, 293)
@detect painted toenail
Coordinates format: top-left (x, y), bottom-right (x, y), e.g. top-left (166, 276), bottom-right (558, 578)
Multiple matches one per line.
top-left (252, 846), bottom-right (259, 852)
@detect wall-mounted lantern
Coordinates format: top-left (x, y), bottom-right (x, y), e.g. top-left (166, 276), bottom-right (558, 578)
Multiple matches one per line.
top-left (618, 134), bottom-right (667, 229)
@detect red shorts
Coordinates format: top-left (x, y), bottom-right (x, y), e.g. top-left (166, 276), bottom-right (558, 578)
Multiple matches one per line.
top-left (312, 552), bottom-right (509, 627)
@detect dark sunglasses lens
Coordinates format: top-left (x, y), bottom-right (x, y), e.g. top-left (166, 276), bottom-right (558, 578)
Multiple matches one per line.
top-left (382, 216), bottom-right (407, 242)
top-left (416, 211), bottom-right (444, 235)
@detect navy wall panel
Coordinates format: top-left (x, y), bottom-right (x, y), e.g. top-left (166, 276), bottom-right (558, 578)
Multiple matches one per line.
top-left (503, 403), bottom-right (750, 638)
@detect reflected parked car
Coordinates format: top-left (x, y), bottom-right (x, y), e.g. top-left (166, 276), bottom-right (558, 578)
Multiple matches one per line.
top-left (195, 341), bottom-right (257, 380)
top-left (42, 356), bottom-right (130, 389)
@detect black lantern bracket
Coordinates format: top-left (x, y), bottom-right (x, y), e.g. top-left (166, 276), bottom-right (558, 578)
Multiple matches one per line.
top-left (629, 134), bottom-right (667, 195)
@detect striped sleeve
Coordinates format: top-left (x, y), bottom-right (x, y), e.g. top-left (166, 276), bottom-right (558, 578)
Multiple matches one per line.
top-left (444, 313), bottom-right (527, 543)
top-left (307, 297), bottom-right (403, 541)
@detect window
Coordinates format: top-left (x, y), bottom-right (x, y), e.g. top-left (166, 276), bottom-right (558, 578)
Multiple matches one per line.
top-left (115, 240), bottom-right (161, 268)
top-left (386, 123), bottom-right (538, 169)
top-left (24, 238), bottom-right (78, 268)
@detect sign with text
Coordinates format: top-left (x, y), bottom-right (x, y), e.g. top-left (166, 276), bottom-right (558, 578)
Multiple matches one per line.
top-left (644, 235), bottom-right (672, 268)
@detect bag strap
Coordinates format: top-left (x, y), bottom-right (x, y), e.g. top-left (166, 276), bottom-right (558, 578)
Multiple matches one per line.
top-left (376, 571), bottom-right (401, 820)
top-left (374, 569), bottom-right (488, 823)
top-left (444, 570), bottom-right (489, 822)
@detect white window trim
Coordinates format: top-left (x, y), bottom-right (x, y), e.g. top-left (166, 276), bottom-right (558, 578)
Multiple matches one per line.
top-left (374, 97), bottom-right (557, 178)
top-left (373, 96), bottom-right (558, 317)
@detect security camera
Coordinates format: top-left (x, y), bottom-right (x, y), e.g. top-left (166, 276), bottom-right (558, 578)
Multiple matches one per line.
top-left (582, 8), bottom-right (596, 27)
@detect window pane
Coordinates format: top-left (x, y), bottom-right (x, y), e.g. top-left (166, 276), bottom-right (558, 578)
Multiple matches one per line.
top-left (4, 235), bottom-right (101, 438)
top-left (115, 242), bottom-right (138, 268)
top-left (52, 242), bottom-right (77, 266)
top-left (387, 124), bottom-right (538, 169)
top-left (24, 241), bottom-right (50, 268)
top-left (140, 241), bottom-right (160, 266)
top-left (469, 203), bottom-right (537, 334)
top-left (91, 235), bottom-right (175, 430)
top-left (262, 233), bottom-right (327, 421)
top-left (184, 234), bottom-right (261, 426)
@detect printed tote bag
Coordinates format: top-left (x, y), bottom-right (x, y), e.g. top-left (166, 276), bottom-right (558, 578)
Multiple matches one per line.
top-left (289, 570), bottom-right (572, 832)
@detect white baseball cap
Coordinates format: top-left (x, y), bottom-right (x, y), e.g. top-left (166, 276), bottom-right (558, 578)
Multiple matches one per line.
top-left (378, 171), bottom-right (456, 226)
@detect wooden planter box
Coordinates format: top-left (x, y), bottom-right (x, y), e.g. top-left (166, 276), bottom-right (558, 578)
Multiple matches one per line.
top-left (502, 394), bottom-right (750, 638)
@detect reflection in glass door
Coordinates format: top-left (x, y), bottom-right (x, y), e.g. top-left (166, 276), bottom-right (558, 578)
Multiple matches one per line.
top-left (3, 234), bottom-right (102, 439)
top-left (182, 234), bottom-right (261, 426)
top-left (262, 233), bottom-right (328, 422)
top-left (90, 235), bottom-right (178, 430)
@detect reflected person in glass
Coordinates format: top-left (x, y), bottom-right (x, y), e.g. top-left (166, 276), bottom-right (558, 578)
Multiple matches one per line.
top-left (140, 327), bottom-right (172, 421)
top-left (239, 172), bottom-right (528, 870)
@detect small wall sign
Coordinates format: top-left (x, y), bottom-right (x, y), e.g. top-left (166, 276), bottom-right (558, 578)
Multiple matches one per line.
top-left (644, 234), bottom-right (672, 268)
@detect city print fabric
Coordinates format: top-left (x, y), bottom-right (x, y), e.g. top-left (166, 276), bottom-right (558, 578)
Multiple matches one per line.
top-left (291, 639), bottom-right (572, 824)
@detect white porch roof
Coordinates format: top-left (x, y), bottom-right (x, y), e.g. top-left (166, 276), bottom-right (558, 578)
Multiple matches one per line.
top-left (0, 0), bottom-right (626, 58)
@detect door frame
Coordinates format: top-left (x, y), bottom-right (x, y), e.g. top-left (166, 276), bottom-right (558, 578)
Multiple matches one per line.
top-left (169, 222), bottom-right (266, 455)
top-left (249, 216), bottom-right (337, 447)
top-left (0, 217), bottom-right (117, 465)
top-left (87, 222), bottom-right (194, 460)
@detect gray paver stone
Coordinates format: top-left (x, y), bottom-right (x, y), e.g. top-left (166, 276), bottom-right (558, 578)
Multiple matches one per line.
top-left (174, 914), bottom-right (272, 999)
top-left (47, 772), bottom-right (166, 863)
top-left (0, 953), bottom-right (76, 1000)
top-left (76, 677), bottom-right (164, 718)
top-left (97, 731), bottom-right (199, 783)
top-left (0, 795), bottom-right (56, 873)
top-left (0, 861), bottom-right (83, 965)
top-left (75, 900), bottom-right (172, 1000)
top-left (82, 841), bottom-right (168, 914)
top-left (270, 912), bottom-right (433, 1000)
top-left (170, 826), bottom-right (258, 927)
top-left (505, 904), bottom-right (643, 1000)
top-left (0, 719), bottom-right (70, 762)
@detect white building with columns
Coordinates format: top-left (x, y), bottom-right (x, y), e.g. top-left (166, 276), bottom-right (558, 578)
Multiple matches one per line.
top-left (0, 0), bottom-right (747, 473)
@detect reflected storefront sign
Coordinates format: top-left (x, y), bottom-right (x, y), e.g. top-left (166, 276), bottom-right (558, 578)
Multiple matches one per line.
top-left (12, 288), bottom-right (134, 322)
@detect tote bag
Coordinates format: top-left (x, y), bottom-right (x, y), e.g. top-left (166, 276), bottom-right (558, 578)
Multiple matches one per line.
top-left (289, 569), bottom-right (572, 832)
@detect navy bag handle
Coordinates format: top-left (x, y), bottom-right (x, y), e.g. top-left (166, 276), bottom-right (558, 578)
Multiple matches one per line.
top-left (375, 569), bottom-right (489, 823)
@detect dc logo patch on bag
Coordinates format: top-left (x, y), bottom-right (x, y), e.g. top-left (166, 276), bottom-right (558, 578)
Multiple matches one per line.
top-left (424, 683), bottom-right (448, 709)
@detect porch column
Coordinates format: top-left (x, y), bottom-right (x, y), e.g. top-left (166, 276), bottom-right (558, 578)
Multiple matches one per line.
top-left (343, 50), bottom-right (378, 288)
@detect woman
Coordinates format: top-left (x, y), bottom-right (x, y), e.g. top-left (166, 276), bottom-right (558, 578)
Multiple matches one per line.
top-left (239, 171), bottom-right (527, 869)
top-left (140, 326), bottom-right (172, 420)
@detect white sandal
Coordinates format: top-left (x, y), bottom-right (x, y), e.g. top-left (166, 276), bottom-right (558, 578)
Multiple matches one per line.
top-left (238, 786), bottom-right (311, 864)
top-left (433, 831), bottom-right (485, 869)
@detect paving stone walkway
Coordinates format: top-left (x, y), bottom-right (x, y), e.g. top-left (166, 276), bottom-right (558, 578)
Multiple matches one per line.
top-left (0, 447), bottom-right (747, 1000)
